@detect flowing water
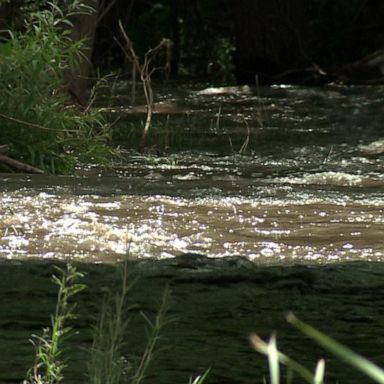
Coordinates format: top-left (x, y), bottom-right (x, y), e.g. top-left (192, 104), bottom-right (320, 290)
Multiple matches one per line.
top-left (1, 84), bottom-right (384, 383)
top-left (2, 84), bottom-right (384, 264)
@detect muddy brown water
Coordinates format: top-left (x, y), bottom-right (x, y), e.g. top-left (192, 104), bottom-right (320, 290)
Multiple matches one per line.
top-left (1, 84), bottom-right (384, 382)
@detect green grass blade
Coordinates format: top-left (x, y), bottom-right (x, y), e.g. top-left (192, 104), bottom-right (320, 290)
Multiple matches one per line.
top-left (268, 334), bottom-right (280, 384)
top-left (314, 359), bottom-right (325, 384)
top-left (250, 334), bottom-right (315, 383)
top-left (190, 368), bottom-right (210, 384)
top-left (287, 313), bottom-right (384, 384)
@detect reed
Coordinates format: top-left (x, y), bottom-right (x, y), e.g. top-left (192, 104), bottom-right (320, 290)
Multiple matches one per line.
top-left (87, 259), bottom-right (135, 384)
top-left (251, 313), bottom-right (384, 384)
top-left (88, 257), bottom-right (173, 384)
top-left (24, 264), bottom-right (86, 384)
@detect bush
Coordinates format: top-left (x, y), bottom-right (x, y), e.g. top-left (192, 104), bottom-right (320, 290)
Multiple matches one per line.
top-left (0, 0), bottom-right (112, 174)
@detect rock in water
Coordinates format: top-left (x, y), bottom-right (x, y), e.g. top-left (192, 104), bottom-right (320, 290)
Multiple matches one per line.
top-left (359, 138), bottom-right (384, 156)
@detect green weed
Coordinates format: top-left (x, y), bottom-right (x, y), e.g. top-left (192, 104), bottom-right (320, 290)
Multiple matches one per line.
top-left (22, 259), bottom-right (173, 384)
top-left (0, 1), bottom-right (112, 173)
top-left (24, 264), bottom-right (86, 384)
top-left (251, 313), bottom-right (384, 384)
top-left (88, 258), bottom-right (173, 384)
top-left (87, 260), bottom-right (136, 384)
top-left (130, 287), bottom-right (172, 384)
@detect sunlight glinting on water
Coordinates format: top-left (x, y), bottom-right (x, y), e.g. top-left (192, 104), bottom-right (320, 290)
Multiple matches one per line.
top-left (2, 85), bottom-right (384, 263)
top-left (1, 185), bottom-right (384, 263)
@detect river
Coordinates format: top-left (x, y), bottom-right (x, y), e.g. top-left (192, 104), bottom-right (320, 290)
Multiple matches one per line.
top-left (0, 83), bottom-right (384, 383)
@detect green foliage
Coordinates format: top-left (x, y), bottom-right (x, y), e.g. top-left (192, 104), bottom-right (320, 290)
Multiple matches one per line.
top-left (88, 259), bottom-right (173, 384)
top-left (188, 369), bottom-right (210, 384)
top-left (207, 37), bottom-right (235, 83)
top-left (0, 0), bottom-right (112, 173)
top-left (87, 260), bottom-right (135, 384)
top-left (25, 264), bottom-right (86, 384)
top-left (251, 332), bottom-right (316, 383)
top-left (251, 313), bottom-right (384, 384)
top-left (21, 260), bottom-right (173, 384)
top-left (103, 1), bottom-right (235, 82)
top-left (172, 1), bottom-right (235, 82)
top-left (288, 313), bottom-right (384, 383)
top-left (130, 287), bottom-right (172, 384)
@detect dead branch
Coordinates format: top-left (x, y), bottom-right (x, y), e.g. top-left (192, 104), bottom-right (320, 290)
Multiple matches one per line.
top-left (0, 154), bottom-right (45, 174)
top-left (117, 20), bottom-right (140, 71)
top-left (0, 145), bottom-right (9, 154)
top-left (117, 20), bottom-right (172, 150)
top-left (97, 0), bottom-right (118, 23)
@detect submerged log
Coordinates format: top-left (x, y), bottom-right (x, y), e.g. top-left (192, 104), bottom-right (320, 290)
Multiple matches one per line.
top-left (0, 153), bottom-right (45, 174)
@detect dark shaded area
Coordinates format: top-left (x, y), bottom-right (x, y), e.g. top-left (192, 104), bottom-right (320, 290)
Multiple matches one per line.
top-left (2, 1), bottom-right (384, 85)
top-left (0, 259), bottom-right (384, 383)
top-left (233, 0), bottom-right (384, 84)
top-left (93, 0), bottom-right (235, 82)
top-left (92, 0), bottom-right (384, 85)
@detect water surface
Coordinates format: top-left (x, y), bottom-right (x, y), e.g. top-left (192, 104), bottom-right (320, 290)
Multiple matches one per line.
top-left (2, 83), bottom-right (384, 265)
top-left (1, 84), bottom-right (384, 383)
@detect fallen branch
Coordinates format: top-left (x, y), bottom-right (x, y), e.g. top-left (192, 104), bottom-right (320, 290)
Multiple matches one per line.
top-left (0, 145), bottom-right (9, 154)
top-left (0, 154), bottom-right (45, 174)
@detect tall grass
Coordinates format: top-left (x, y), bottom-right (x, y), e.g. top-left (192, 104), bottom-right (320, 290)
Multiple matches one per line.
top-left (22, 259), bottom-right (172, 384)
top-left (88, 259), bottom-right (173, 384)
top-left (24, 264), bottom-right (86, 384)
top-left (129, 287), bottom-right (172, 384)
top-left (0, 1), bottom-right (112, 173)
top-left (87, 260), bottom-right (135, 384)
top-left (251, 312), bottom-right (384, 384)
top-left (22, 261), bottom-right (384, 384)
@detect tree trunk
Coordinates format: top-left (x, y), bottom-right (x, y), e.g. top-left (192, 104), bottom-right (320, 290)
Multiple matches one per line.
top-left (66, 0), bottom-right (99, 106)
top-left (169, 0), bottom-right (181, 77)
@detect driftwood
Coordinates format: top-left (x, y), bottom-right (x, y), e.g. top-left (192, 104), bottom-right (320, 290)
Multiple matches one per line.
top-left (337, 50), bottom-right (384, 84)
top-left (0, 145), bottom-right (9, 154)
top-left (273, 50), bottom-right (384, 85)
top-left (0, 154), bottom-right (45, 174)
top-left (0, 145), bottom-right (44, 174)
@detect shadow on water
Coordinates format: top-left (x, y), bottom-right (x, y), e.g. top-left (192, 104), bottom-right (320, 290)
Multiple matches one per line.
top-left (1, 258), bottom-right (384, 383)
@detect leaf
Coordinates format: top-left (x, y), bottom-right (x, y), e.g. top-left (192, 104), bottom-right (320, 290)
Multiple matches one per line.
top-left (314, 359), bottom-right (325, 384)
top-left (250, 334), bottom-right (314, 383)
top-left (287, 313), bottom-right (384, 384)
top-left (268, 334), bottom-right (280, 384)
top-left (190, 368), bottom-right (210, 384)
top-left (0, 41), bottom-right (13, 57)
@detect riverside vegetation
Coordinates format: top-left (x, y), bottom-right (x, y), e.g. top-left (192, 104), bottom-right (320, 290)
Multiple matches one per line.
top-left (23, 262), bottom-right (173, 384)
top-left (21, 262), bottom-right (384, 384)
top-left (0, 1), bottom-right (113, 174)
top-left (2, 2), bottom-right (384, 383)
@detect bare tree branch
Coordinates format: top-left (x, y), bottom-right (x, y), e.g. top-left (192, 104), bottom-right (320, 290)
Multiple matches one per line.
top-left (117, 20), bottom-right (172, 150)
top-left (0, 154), bottom-right (45, 174)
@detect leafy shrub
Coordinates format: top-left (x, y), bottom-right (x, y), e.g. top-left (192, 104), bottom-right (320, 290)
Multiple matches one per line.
top-left (0, 0), bottom-right (112, 173)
